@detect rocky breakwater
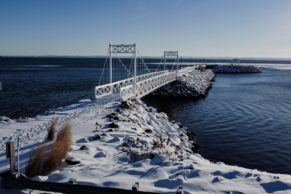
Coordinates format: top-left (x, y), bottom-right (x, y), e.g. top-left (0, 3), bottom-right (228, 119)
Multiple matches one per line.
top-left (108, 100), bottom-right (200, 161)
top-left (151, 68), bottom-right (215, 97)
top-left (213, 65), bottom-right (261, 73)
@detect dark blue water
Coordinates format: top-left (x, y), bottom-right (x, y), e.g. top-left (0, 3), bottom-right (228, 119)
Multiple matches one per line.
top-left (0, 60), bottom-right (161, 118)
top-left (0, 64), bottom-right (102, 118)
top-left (144, 69), bottom-right (291, 174)
top-left (1, 60), bottom-right (291, 174)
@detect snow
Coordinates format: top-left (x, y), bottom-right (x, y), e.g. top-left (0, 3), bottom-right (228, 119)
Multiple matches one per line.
top-left (1, 72), bottom-right (291, 193)
top-left (1, 98), bottom-right (291, 194)
top-left (151, 68), bottom-right (215, 97)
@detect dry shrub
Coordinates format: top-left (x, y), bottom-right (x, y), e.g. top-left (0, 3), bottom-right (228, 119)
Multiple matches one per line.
top-left (25, 122), bottom-right (72, 177)
top-left (26, 147), bottom-right (45, 178)
top-left (47, 118), bottom-right (58, 141)
top-left (43, 123), bottom-right (72, 174)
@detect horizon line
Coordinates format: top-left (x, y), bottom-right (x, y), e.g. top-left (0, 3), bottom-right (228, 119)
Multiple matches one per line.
top-left (1, 55), bottom-right (291, 60)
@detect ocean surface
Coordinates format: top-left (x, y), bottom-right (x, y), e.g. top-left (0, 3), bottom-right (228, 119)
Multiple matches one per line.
top-left (144, 68), bottom-right (291, 174)
top-left (0, 64), bottom-right (102, 118)
top-left (1, 59), bottom-right (291, 174)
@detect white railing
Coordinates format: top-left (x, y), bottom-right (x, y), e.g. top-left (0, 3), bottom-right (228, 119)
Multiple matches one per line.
top-left (95, 70), bottom-right (168, 98)
top-left (95, 66), bottom-right (196, 100)
top-left (120, 71), bottom-right (177, 99)
top-left (177, 66), bottom-right (197, 76)
top-left (135, 71), bottom-right (177, 98)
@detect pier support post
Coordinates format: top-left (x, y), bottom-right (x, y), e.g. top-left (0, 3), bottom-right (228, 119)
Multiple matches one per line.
top-left (107, 44), bottom-right (137, 98)
top-left (6, 141), bottom-right (16, 175)
top-left (109, 44), bottom-right (113, 84)
top-left (163, 51), bottom-right (179, 75)
top-left (133, 44), bottom-right (137, 97)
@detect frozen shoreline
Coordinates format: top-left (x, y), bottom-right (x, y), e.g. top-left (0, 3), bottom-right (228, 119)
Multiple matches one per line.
top-left (1, 70), bottom-right (291, 193)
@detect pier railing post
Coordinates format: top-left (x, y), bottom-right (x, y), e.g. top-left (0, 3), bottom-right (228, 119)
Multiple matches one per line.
top-left (163, 52), bottom-right (166, 71)
top-left (133, 44), bottom-right (137, 97)
top-left (176, 54), bottom-right (180, 76)
top-left (109, 44), bottom-right (113, 84)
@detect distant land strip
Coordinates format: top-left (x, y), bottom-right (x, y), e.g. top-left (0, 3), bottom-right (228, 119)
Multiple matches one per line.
top-left (0, 56), bottom-right (291, 65)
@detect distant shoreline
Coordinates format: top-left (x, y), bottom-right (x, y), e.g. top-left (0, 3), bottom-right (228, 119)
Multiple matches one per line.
top-left (1, 56), bottom-right (291, 65)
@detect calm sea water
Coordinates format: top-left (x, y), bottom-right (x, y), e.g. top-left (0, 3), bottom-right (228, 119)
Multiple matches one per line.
top-left (144, 68), bottom-right (291, 174)
top-left (1, 60), bottom-right (291, 174)
top-left (0, 60), bottom-right (159, 118)
top-left (0, 64), bottom-right (102, 118)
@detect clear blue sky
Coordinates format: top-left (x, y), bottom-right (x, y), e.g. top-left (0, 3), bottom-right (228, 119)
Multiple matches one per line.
top-left (0, 0), bottom-right (290, 57)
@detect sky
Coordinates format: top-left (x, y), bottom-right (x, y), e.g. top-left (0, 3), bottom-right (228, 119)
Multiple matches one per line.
top-left (0, 0), bottom-right (290, 58)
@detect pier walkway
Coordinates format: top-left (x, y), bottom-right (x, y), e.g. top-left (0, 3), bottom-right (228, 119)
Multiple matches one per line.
top-left (95, 44), bottom-right (194, 100)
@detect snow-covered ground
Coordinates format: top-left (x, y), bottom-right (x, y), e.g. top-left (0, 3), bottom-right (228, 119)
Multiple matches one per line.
top-left (1, 69), bottom-right (291, 194)
top-left (1, 98), bottom-right (291, 194)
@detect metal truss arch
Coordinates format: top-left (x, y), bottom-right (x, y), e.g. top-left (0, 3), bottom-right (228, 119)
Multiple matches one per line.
top-left (110, 44), bottom-right (136, 54)
top-left (95, 47), bottom-right (193, 100)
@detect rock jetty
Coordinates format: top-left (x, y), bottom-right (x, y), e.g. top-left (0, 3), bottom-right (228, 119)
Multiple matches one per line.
top-left (151, 68), bottom-right (215, 97)
top-left (213, 65), bottom-right (261, 73)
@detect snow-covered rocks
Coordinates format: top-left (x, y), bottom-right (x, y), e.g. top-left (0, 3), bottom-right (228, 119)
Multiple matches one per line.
top-left (113, 100), bottom-right (199, 162)
top-left (0, 116), bottom-right (15, 125)
top-left (213, 65), bottom-right (261, 73)
top-left (151, 69), bottom-right (215, 97)
top-left (1, 70), bottom-right (291, 194)
top-left (1, 98), bottom-right (291, 193)
top-left (40, 99), bottom-right (291, 194)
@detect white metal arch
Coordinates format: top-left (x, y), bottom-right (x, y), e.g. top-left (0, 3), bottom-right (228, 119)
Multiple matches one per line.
top-left (95, 47), bottom-right (194, 100)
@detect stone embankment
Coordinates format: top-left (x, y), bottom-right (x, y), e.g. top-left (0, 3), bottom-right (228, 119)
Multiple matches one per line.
top-left (151, 68), bottom-right (215, 97)
top-left (213, 65), bottom-right (261, 73)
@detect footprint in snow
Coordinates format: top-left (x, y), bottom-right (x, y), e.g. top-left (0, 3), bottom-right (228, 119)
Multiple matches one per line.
top-left (76, 137), bottom-right (89, 143)
top-left (212, 170), bottom-right (241, 179)
top-left (107, 136), bottom-right (120, 143)
top-left (261, 181), bottom-right (291, 193)
top-left (212, 176), bottom-right (223, 183)
top-left (154, 178), bottom-right (183, 189)
top-left (94, 151), bottom-right (106, 158)
top-left (103, 181), bottom-right (120, 187)
top-left (168, 170), bottom-right (199, 179)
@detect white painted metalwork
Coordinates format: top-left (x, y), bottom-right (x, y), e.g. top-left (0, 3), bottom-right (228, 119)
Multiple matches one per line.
top-left (110, 44), bottom-right (136, 53)
top-left (132, 71), bottom-right (177, 99)
top-left (109, 45), bottom-right (112, 83)
top-left (108, 44), bottom-right (137, 92)
top-left (95, 70), bottom-right (168, 98)
top-left (120, 71), bottom-right (177, 99)
top-left (164, 51), bottom-right (179, 57)
top-left (95, 47), bottom-right (193, 100)
top-left (163, 51), bottom-right (180, 71)
top-left (95, 67), bottom-right (194, 100)
top-left (133, 45), bottom-right (137, 96)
